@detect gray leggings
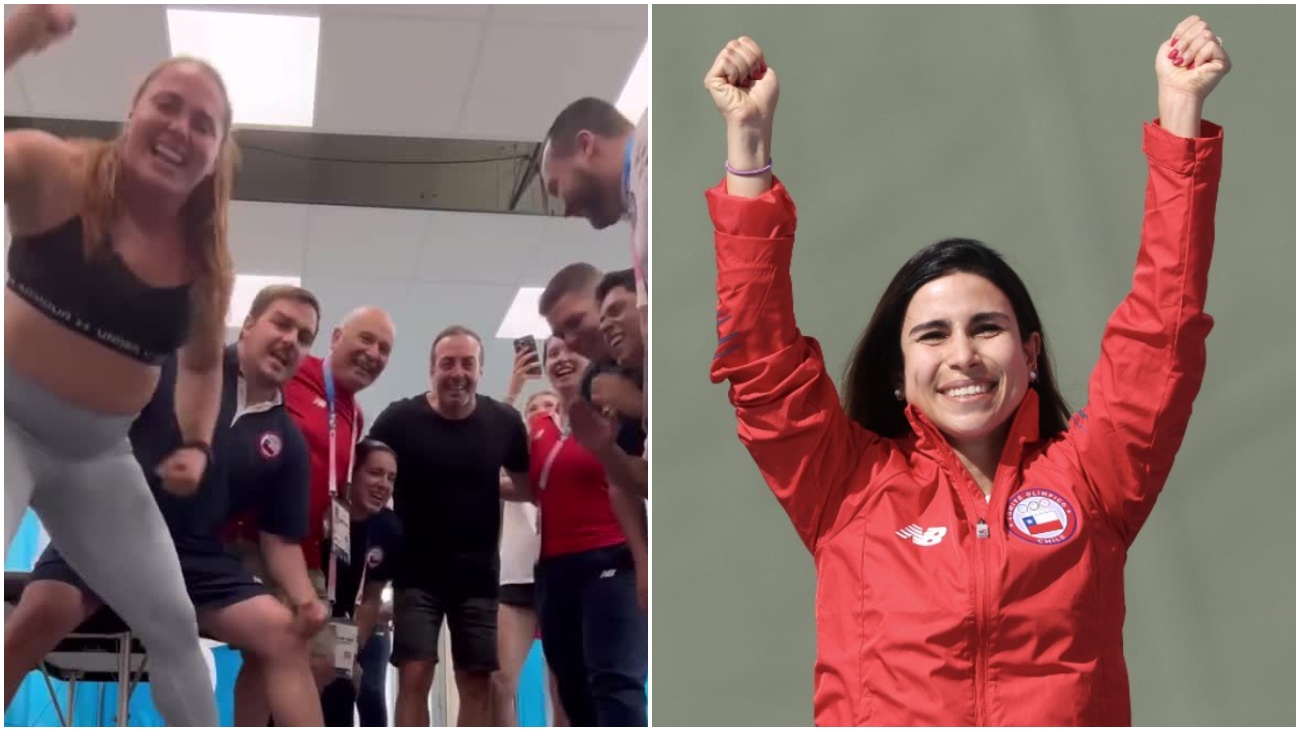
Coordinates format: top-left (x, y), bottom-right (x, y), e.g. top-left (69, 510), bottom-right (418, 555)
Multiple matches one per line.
top-left (3, 362), bottom-right (217, 726)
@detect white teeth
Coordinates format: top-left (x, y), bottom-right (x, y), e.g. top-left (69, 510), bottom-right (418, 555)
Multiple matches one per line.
top-left (154, 144), bottom-right (185, 165)
top-left (945, 383), bottom-right (993, 398)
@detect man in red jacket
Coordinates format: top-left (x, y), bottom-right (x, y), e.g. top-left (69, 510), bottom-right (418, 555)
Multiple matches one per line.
top-left (229, 305), bottom-right (396, 724)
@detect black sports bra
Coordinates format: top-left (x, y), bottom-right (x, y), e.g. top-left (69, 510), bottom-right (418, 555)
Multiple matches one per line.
top-left (6, 217), bottom-right (193, 365)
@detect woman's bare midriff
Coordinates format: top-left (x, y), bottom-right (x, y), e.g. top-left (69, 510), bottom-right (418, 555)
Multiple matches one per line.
top-left (5, 290), bottom-right (160, 416)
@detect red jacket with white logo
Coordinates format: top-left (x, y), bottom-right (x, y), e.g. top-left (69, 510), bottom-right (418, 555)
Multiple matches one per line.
top-left (708, 121), bottom-right (1221, 726)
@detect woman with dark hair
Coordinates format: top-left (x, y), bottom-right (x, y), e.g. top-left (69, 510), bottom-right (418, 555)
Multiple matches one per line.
top-left (704, 15), bottom-right (1228, 727)
top-left (4, 5), bottom-right (241, 725)
top-left (319, 438), bottom-right (402, 726)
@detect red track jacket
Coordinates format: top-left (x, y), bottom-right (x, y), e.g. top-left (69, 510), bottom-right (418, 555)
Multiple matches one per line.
top-left (708, 121), bottom-right (1221, 726)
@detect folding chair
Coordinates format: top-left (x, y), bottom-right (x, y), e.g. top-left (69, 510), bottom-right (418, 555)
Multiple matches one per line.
top-left (4, 571), bottom-right (148, 727)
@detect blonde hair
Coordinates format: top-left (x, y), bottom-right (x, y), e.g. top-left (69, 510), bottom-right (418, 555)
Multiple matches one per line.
top-left (525, 390), bottom-right (559, 416)
top-left (77, 56), bottom-right (239, 349)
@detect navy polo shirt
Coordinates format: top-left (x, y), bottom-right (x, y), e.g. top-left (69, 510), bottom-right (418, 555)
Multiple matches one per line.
top-left (321, 507), bottom-right (403, 619)
top-left (142, 345), bottom-right (310, 555)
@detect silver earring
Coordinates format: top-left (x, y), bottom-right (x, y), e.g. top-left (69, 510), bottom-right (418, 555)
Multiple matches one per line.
top-left (894, 388), bottom-right (904, 401)
top-left (1030, 369), bottom-right (1038, 383)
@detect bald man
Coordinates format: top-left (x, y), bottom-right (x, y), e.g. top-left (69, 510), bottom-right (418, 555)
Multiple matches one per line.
top-left (228, 305), bottom-right (397, 725)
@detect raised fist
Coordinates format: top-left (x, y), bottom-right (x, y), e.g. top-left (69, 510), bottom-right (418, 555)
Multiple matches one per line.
top-left (704, 36), bottom-right (779, 133)
top-left (1157, 15), bottom-right (1231, 101)
top-left (13, 5), bottom-right (76, 54)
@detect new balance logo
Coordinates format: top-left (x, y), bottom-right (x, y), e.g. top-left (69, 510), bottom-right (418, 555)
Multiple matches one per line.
top-left (896, 524), bottom-right (947, 546)
top-left (600, 569), bottom-right (617, 579)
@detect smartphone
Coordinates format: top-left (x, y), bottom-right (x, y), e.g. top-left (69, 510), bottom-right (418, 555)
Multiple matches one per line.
top-left (513, 335), bottom-right (543, 376)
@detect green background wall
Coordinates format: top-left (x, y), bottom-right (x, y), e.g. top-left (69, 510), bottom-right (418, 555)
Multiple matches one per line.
top-left (650, 5), bottom-right (1295, 726)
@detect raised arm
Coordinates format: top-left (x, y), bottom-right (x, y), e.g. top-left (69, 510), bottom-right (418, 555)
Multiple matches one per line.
top-left (704, 38), bottom-right (889, 552)
top-left (1063, 16), bottom-right (1229, 545)
top-left (5, 7), bottom-right (79, 227)
top-left (4, 5), bottom-right (75, 71)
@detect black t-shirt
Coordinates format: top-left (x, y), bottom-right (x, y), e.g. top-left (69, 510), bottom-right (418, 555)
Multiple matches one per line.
top-left (581, 360), bottom-right (647, 457)
top-left (370, 394), bottom-right (529, 597)
top-left (136, 346), bottom-right (310, 555)
top-left (322, 507), bottom-right (402, 620)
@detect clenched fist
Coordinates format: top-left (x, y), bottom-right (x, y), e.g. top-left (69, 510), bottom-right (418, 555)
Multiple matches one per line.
top-left (155, 446), bottom-right (209, 497)
top-left (704, 36), bottom-right (779, 133)
top-left (706, 36), bottom-right (779, 196)
top-left (1157, 15), bottom-right (1231, 101)
top-left (9, 5), bottom-right (76, 55)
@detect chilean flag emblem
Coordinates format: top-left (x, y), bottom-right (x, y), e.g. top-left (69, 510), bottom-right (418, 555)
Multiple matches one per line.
top-left (1006, 488), bottom-right (1078, 546)
top-left (1022, 509), bottom-right (1064, 535)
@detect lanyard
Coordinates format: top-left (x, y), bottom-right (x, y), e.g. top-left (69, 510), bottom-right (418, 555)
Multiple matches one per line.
top-left (323, 361), bottom-right (359, 606)
top-left (324, 361), bottom-right (338, 499)
top-left (349, 518), bottom-right (376, 612)
top-left (322, 362), bottom-right (360, 497)
top-left (535, 415), bottom-right (568, 542)
top-left (538, 436), bottom-right (567, 494)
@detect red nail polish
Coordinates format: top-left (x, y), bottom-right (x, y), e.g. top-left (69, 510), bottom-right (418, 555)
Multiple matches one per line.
top-left (1186, 62), bottom-right (1194, 70)
top-left (1170, 36), bottom-right (1178, 47)
top-left (1167, 49), bottom-right (1178, 59)
top-left (1174, 57), bottom-right (1183, 66)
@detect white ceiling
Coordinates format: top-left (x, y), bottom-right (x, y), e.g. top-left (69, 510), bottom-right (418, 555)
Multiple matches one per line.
top-left (4, 3), bottom-right (647, 141)
top-left (4, 3), bottom-right (644, 421)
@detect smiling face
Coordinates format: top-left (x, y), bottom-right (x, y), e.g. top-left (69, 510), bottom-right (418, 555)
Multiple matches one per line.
top-left (541, 138), bottom-right (624, 230)
top-left (352, 449), bottom-right (396, 515)
top-left (430, 333), bottom-right (482, 411)
top-left (240, 296), bottom-right (318, 386)
top-left (545, 290), bottom-right (608, 362)
top-left (545, 336), bottom-right (589, 398)
top-left (899, 272), bottom-right (1040, 450)
top-left (599, 283), bottom-right (643, 370)
top-left (119, 60), bottom-right (229, 201)
top-left (329, 308), bottom-right (395, 394)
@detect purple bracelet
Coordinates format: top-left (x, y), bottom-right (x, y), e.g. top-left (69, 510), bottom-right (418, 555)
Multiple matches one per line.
top-left (726, 159), bottom-right (773, 177)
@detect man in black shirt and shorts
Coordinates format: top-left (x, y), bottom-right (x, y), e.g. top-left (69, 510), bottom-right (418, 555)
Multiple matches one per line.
top-left (370, 325), bottom-right (532, 727)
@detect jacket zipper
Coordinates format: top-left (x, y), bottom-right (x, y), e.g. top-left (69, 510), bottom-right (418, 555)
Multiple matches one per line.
top-left (938, 455), bottom-right (993, 726)
top-left (946, 452), bottom-right (993, 727)
top-left (974, 516), bottom-right (990, 726)
top-left (909, 411), bottom-right (1006, 726)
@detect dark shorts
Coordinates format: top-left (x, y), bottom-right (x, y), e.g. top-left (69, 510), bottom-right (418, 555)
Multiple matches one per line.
top-left (31, 545), bottom-right (267, 612)
top-left (499, 582), bottom-right (535, 610)
top-left (391, 587), bottom-right (498, 673)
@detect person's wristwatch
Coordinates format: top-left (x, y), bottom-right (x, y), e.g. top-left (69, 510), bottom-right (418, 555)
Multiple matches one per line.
top-left (179, 440), bottom-right (214, 464)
